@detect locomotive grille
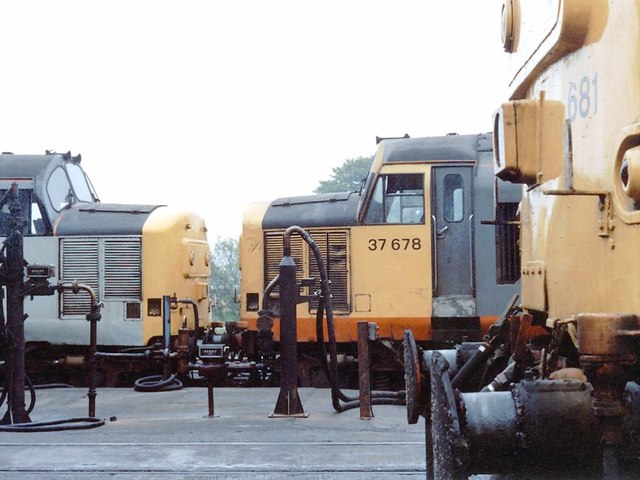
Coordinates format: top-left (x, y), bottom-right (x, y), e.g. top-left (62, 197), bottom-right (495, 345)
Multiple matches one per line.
top-left (308, 230), bottom-right (349, 311)
top-left (265, 231), bottom-right (304, 291)
top-left (495, 202), bottom-right (520, 284)
top-left (264, 228), bottom-right (350, 313)
top-left (104, 239), bottom-right (141, 298)
top-left (60, 238), bottom-right (100, 316)
top-left (61, 237), bottom-right (142, 316)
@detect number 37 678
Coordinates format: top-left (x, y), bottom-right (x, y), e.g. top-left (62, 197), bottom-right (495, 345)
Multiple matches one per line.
top-left (368, 238), bottom-right (422, 251)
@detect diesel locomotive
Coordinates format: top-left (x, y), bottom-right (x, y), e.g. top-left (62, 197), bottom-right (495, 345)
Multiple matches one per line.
top-left (239, 132), bottom-right (521, 387)
top-left (404, 1), bottom-right (640, 477)
top-left (0, 151), bottom-right (211, 385)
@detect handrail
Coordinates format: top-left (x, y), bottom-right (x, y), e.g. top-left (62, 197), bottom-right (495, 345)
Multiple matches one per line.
top-left (469, 214), bottom-right (476, 293)
top-left (431, 215), bottom-right (438, 295)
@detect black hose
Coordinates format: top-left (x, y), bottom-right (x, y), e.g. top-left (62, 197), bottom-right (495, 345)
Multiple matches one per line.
top-left (0, 378), bottom-right (104, 432)
top-left (0, 375), bottom-right (36, 415)
top-left (32, 383), bottom-right (74, 389)
top-left (284, 226), bottom-right (404, 412)
top-left (450, 342), bottom-right (494, 390)
top-left (0, 417), bottom-right (105, 432)
top-left (24, 374), bottom-right (35, 414)
top-left (133, 374), bottom-right (183, 392)
top-left (315, 296), bottom-right (404, 411)
top-left (262, 275), bottom-right (280, 311)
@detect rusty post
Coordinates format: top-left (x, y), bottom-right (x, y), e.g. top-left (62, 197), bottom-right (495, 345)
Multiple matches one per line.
top-left (198, 364), bottom-right (223, 418)
top-left (86, 301), bottom-right (101, 418)
top-left (358, 321), bottom-right (373, 419)
top-left (270, 247), bottom-right (307, 417)
top-left (207, 379), bottom-right (215, 417)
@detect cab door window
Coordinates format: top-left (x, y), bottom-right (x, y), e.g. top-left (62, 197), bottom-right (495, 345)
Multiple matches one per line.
top-left (364, 173), bottom-right (424, 224)
top-left (443, 174), bottom-right (464, 222)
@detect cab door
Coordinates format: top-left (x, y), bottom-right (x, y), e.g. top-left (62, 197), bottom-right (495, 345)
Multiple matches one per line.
top-left (431, 166), bottom-right (476, 318)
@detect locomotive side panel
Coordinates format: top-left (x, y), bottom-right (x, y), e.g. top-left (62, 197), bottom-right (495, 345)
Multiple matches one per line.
top-left (349, 222), bottom-right (430, 342)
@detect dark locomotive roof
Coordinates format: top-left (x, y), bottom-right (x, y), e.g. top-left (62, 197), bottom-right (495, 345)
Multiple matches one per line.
top-left (261, 133), bottom-right (492, 230)
top-left (381, 133), bottom-right (491, 163)
top-left (0, 153), bottom-right (62, 177)
top-left (262, 192), bottom-right (359, 229)
top-left (55, 203), bottom-right (164, 236)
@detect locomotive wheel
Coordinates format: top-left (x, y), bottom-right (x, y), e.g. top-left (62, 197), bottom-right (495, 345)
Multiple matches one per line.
top-left (403, 329), bottom-right (422, 424)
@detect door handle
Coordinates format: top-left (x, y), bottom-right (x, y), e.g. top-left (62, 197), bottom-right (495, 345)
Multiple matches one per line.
top-left (436, 225), bottom-right (448, 239)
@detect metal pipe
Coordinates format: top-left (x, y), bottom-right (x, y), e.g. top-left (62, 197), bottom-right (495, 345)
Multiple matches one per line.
top-left (173, 297), bottom-right (200, 357)
top-left (88, 309), bottom-right (97, 417)
top-left (162, 295), bottom-right (171, 381)
top-left (468, 214), bottom-right (475, 293)
top-left (94, 352), bottom-right (148, 359)
top-left (56, 281), bottom-right (101, 418)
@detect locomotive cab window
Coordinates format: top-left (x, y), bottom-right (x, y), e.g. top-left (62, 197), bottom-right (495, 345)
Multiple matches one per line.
top-left (47, 164), bottom-right (95, 213)
top-left (364, 173), bottom-right (424, 224)
top-left (47, 167), bottom-right (74, 212)
top-left (66, 163), bottom-right (94, 202)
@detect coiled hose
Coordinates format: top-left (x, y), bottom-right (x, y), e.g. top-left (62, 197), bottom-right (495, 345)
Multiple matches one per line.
top-left (133, 374), bottom-right (183, 392)
top-left (0, 417), bottom-right (105, 432)
top-left (0, 375), bottom-right (105, 432)
top-left (284, 226), bottom-right (405, 412)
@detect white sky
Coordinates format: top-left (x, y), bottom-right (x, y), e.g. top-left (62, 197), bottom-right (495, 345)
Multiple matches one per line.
top-left (0, 1), bottom-right (507, 239)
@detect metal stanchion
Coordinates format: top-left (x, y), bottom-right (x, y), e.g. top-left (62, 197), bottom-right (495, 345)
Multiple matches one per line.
top-left (270, 233), bottom-right (307, 418)
top-left (358, 321), bottom-right (373, 419)
top-left (0, 182), bottom-right (30, 425)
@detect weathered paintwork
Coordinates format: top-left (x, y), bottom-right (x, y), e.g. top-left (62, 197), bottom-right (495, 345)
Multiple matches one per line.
top-left (496, 0), bottom-right (640, 323)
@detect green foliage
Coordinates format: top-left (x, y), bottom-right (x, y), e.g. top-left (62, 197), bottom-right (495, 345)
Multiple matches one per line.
top-left (209, 236), bottom-right (240, 323)
top-left (313, 156), bottom-right (373, 194)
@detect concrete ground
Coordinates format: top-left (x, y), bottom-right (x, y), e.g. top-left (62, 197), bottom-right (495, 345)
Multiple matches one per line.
top-left (0, 386), bottom-right (426, 479)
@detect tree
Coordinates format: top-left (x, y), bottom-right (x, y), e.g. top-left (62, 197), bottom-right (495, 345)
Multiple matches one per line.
top-left (313, 156), bottom-right (373, 194)
top-left (209, 237), bottom-right (240, 323)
